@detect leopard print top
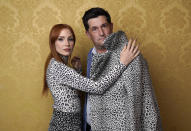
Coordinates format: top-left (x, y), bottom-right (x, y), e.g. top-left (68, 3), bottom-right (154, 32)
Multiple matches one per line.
top-left (88, 31), bottom-right (162, 130)
top-left (46, 57), bottom-right (126, 112)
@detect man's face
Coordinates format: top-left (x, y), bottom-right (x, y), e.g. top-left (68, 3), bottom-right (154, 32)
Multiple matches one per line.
top-left (86, 16), bottom-right (113, 50)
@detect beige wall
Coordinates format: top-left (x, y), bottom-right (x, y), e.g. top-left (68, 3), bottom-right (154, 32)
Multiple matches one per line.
top-left (0, 0), bottom-right (191, 130)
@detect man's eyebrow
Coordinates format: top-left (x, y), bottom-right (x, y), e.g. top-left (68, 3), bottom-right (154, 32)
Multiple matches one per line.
top-left (102, 23), bottom-right (109, 26)
top-left (91, 26), bottom-right (98, 28)
top-left (91, 24), bottom-right (107, 28)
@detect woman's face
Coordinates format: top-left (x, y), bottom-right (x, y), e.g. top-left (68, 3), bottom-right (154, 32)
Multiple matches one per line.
top-left (55, 29), bottom-right (75, 56)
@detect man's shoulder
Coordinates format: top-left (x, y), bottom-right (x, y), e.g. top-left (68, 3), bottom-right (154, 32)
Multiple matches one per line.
top-left (126, 53), bottom-right (146, 69)
top-left (133, 53), bottom-right (146, 63)
top-left (87, 48), bottom-right (93, 56)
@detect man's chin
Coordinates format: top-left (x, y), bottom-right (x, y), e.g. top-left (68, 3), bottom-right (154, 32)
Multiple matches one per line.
top-left (99, 40), bottom-right (105, 45)
top-left (99, 42), bottom-right (104, 47)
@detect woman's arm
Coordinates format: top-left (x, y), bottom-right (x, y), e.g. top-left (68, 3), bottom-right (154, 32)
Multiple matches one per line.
top-left (49, 59), bottom-right (126, 94)
top-left (47, 39), bottom-right (139, 94)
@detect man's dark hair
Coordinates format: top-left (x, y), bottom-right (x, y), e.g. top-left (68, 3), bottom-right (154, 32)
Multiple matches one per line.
top-left (82, 7), bottom-right (111, 31)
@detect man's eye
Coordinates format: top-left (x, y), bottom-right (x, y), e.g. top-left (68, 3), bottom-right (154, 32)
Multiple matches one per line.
top-left (92, 27), bottom-right (97, 31)
top-left (102, 24), bottom-right (107, 28)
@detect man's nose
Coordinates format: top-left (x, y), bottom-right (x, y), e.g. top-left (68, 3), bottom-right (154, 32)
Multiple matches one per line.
top-left (98, 28), bottom-right (104, 36)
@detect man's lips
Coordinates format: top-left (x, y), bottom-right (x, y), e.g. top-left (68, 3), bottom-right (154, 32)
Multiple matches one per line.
top-left (99, 37), bottom-right (105, 41)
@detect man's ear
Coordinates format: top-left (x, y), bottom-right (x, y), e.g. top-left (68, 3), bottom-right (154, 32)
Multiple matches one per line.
top-left (110, 23), bottom-right (113, 32)
top-left (86, 30), bottom-right (91, 39)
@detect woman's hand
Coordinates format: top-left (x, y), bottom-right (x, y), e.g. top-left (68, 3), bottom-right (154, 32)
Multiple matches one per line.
top-left (71, 56), bottom-right (82, 74)
top-left (120, 39), bottom-right (140, 66)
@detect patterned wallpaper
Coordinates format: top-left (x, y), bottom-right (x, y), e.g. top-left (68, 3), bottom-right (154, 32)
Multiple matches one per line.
top-left (0, 0), bottom-right (191, 130)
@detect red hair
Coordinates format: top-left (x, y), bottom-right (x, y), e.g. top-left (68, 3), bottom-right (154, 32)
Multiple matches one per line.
top-left (42, 24), bottom-right (76, 95)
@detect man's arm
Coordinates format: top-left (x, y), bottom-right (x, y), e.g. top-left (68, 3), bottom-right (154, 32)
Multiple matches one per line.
top-left (83, 48), bottom-right (93, 131)
top-left (87, 48), bottom-right (93, 78)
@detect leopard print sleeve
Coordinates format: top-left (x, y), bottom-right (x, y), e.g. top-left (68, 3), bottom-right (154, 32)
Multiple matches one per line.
top-left (48, 58), bottom-right (126, 94)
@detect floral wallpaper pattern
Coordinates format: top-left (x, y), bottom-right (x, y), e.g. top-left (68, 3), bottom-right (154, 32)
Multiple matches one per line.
top-left (0, 0), bottom-right (191, 130)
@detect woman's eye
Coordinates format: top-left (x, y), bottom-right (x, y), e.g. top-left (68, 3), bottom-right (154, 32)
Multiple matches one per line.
top-left (58, 38), bottom-right (64, 41)
top-left (68, 38), bottom-right (74, 41)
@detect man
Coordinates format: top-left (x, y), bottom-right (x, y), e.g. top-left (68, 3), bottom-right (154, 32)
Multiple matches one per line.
top-left (82, 7), bottom-right (162, 131)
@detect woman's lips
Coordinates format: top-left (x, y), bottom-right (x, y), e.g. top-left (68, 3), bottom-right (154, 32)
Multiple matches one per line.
top-left (63, 49), bottom-right (71, 52)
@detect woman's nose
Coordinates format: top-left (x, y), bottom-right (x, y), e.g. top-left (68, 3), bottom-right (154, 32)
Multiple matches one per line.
top-left (64, 40), bottom-right (70, 46)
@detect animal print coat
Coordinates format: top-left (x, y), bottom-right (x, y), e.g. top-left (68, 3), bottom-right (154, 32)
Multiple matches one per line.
top-left (88, 31), bottom-right (162, 131)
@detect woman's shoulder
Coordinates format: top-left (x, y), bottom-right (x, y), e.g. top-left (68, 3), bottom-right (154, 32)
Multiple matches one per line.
top-left (49, 57), bottom-right (67, 65)
top-left (49, 58), bottom-right (58, 67)
top-left (48, 58), bottom-right (67, 71)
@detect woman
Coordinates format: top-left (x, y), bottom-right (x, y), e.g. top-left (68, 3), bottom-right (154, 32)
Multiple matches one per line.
top-left (43, 24), bottom-right (139, 131)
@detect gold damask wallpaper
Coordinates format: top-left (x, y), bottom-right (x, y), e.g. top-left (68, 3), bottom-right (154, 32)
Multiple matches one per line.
top-left (0, 0), bottom-right (191, 130)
